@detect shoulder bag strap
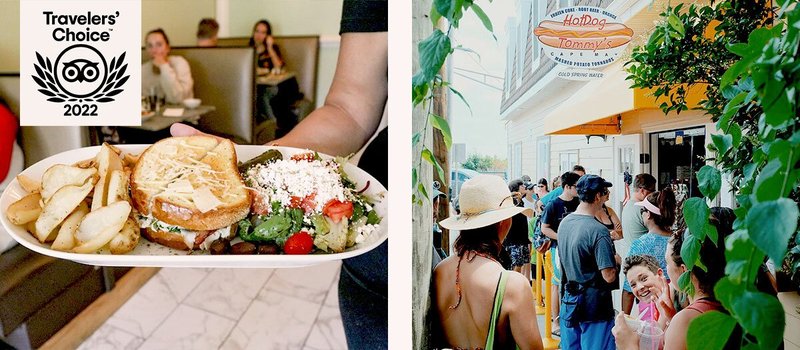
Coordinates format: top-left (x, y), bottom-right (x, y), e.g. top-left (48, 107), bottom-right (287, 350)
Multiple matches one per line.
top-left (485, 271), bottom-right (508, 350)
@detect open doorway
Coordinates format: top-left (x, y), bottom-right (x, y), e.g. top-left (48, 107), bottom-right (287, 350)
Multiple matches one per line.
top-left (650, 127), bottom-right (705, 201)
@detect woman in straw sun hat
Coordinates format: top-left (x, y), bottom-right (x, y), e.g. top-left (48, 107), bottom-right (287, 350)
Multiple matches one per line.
top-left (433, 175), bottom-right (544, 350)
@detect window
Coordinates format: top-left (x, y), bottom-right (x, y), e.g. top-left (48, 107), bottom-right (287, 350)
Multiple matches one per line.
top-left (537, 136), bottom-right (550, 182)
top-left (512, 142), bottom-right (523, 180)
top-left (559, 152), bottom-right (578, 175)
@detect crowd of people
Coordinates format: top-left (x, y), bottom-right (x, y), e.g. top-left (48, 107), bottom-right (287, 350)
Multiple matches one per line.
top-left (431, 166), bottom-right (779, 349)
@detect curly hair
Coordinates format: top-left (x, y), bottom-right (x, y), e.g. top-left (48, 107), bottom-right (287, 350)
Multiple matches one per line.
top-left (623, 254), bottom-right (660, 275)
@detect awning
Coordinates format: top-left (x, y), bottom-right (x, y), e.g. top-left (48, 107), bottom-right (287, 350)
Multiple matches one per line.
top-left (543, 63), bottom-right (708, 135)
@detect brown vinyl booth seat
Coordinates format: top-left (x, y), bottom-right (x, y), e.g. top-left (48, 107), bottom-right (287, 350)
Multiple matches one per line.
top-left (0, 74), bottom-right (130, 349)
top-left (144, 46), bottom-right (259, 144)
top-left (217, 35), bottom-right (320, 123)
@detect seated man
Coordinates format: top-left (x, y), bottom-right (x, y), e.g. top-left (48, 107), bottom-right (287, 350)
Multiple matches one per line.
top-left (196, 18), bottom-right (219, 47)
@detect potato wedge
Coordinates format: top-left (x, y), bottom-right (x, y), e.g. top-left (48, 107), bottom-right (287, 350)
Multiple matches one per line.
top-left (91, 144), bottom-right (124, 211)
top-left (16, 174), bottom-right (41, 193)
top-left (72, 201), bottom-right (131, 253)
top-left (35, 181), bottom-right (94, 242)
top-left (41, 165), bottom-right (97, 204)
top-left (109, 217), bottom-right (139, 254)
top-left (73, 158), bottom-right (95, 169)
top-left (106, 169), bottom-right (131, 204)
top-left (51, 202), bottom-right (90, 251)
top-left (6, 192), bottom-right (43, 225)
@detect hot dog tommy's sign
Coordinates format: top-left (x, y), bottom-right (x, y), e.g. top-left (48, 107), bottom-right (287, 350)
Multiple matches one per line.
top-left (534, 6), bottom-right (633, 80)
top-left (20, 0), bottom-right (141, 126)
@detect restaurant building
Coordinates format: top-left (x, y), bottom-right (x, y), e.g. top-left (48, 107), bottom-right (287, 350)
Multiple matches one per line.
top-left (501, 0), bottom-right (732, 213)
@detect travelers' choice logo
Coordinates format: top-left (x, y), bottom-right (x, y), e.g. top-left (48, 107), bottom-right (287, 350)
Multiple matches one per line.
top-left (32, 44), bottom-right (129, 114)
top-left (533, 6), bottom-right (634, 80)
top-left (21, 3), bottom-right (140, 126)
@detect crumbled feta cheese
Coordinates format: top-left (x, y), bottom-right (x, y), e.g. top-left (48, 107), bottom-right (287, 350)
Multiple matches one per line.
top-left (247, 159), bottom-right (347, 213)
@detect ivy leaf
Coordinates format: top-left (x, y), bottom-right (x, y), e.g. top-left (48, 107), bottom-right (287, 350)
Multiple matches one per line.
top-left (412, 168), bottom-right (418, 188)
top-left (711, 133), bottom-right (733, 155)
top-left (430, 4), bottom-right (442, 27)
top-left (678, 270), bottom-right (695, 296)
top-left (681, 234), bottom-right (701, 270)
top-left (412, 132), bottom-right (421, 145)
top-left (696, 165), bottom-right (721, 199)
top-left (686, 311), bottom-right (737, 350)
top-left (683, 198), bottom-right (710, 241)
top-left (470, 3), bottom-right (495, 36)
top-left (422, 147), bottom-right (446, 183)
top-left (667, 13), bottom-right (685, 37)
top-left (728, 122), bottom-right (742, 148)
top-left (747, 198), bottom-right (799, 263)
top-left (448, 86), bottom-right (472, 115)
top-left (753, 158), bottom-right (797, 202)
top-left (417, 29), bottom-right (452, 85)
top-left (429, 114), bottom-right (452, 149)
top-left (417, 183), bottom-right (430, 204)
top-left (729, 289), bottom-right (785, 350)
top-left (763, 89), bottom-right (793, 128)
top-left (723, 230), bottom-right (765, 284)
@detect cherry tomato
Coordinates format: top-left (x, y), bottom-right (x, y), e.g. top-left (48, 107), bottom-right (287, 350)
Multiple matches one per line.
top-left (323, 199), bottom-right (354, 223)
top-left (284, 231), bottom-right (314, 254)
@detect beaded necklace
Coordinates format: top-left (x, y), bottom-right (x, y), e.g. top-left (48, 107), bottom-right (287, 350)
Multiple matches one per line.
top-left (449, 250), bottom-right (501, 309)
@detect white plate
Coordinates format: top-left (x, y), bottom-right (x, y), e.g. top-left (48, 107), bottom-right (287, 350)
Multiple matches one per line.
top-left (0, 145), bottom-right (388, 268)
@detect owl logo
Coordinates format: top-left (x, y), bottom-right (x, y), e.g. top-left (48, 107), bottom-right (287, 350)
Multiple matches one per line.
top-left (61, 59), bottom-right (101, 83)
top-left (32, 43), bottom-right (129, 103)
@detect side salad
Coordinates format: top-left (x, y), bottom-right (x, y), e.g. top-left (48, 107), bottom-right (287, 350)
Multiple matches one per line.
top-left (238, 151), bottom-right (381, 254)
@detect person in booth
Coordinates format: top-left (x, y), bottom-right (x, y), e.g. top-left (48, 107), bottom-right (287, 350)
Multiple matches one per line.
top-left (196, 18), bottom-right (219, 47)
top-left (142, 28), bottom-right (194, 104)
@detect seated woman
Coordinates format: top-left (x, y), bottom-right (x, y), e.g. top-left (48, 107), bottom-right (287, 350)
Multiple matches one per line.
top-left (142, 28), bottom-right (194, 104)
top-left (434, 175), bottom-right (544, 350)
top-left (249, 20), bottom-right (284, 71)
top-left (249, 20), bottom-right (299, 137)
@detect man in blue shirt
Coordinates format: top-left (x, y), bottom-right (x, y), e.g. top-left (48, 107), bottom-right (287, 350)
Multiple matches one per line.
top-left (557, 175), bottom-right (620, 349)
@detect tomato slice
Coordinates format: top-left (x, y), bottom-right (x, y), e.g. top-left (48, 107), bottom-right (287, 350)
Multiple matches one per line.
top-left (251, 189), bottom-right (270, 216)
top-left (289, 193), bottom-right (317, 214)
top-left (322, 199), bottom-right (353, 223)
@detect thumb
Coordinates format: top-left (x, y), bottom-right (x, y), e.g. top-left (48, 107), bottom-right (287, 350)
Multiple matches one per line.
top-left (169, 123), bottom-right (203, 137)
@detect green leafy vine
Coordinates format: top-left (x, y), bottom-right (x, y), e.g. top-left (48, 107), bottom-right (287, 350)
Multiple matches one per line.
top-left (412, 0), bottom-right (494, 205)
top-left (626, 0), bottom-right (799, 348)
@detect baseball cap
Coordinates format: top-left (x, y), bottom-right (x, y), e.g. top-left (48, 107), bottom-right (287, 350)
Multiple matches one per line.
top-left (576, 174), bottom-right (613, 197)
top-left (524, 181), bottom-right (535, 190)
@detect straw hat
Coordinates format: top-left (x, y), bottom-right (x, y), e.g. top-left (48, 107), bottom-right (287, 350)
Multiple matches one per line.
top-left (439, 174), bottom-right (533, 230)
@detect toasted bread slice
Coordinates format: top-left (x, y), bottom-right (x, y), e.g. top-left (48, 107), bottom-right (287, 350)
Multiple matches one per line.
top-left (130, 136), bottom-right (251, 231)
top-left (141, 226), bottom-right (235, 251)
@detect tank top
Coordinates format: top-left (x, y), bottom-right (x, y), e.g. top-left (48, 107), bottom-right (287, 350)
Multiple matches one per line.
top-left (597, 205), bottom-right (615, 230)
top-left (486, 272), bottom-right (508, 350)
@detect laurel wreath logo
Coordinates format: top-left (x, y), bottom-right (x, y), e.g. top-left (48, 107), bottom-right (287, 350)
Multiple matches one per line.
top-left (32, 51), bottom-right (129, 103)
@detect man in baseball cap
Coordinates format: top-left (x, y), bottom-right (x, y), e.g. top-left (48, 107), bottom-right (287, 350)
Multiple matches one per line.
top-left (556, 174), bottom-right (620, 349)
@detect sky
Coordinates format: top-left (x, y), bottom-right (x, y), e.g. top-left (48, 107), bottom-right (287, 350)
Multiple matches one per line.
top-left (447, 1), bottom-right (517, 160)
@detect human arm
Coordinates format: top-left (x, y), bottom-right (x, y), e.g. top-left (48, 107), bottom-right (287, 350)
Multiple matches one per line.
top-left (596, 234), bottom-right (618, 283)
top-left (271, 31), bottom-right (387, 156)
top-left (663, 309), bottom-right (699, 350)
top-left (609, 207), bottom-right (623, 240)
top-left (266, 37), bottom-right (284, 68)
top-left (612, 312), bottom-right (639, 350)
top-left (158, 56), bottom-right (194, 103)
top-left (506, 273), bottom-right (545, 350)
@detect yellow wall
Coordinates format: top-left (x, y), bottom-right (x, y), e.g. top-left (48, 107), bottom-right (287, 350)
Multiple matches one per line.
top-left (0, 0), bottom-right (20, 72)
top-left (226, 0), bottom-right (342, 37)
top-left (142, 0), bottom-right (216, 46)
